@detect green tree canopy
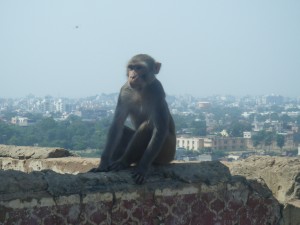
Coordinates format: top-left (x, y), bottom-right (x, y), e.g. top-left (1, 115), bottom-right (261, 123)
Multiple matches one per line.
top-left (251, 130), bottom-right (266, 148)
top-left (276, 134), bottom-right (285, 150)
top-left (228, 121), bottom-right (252, 137)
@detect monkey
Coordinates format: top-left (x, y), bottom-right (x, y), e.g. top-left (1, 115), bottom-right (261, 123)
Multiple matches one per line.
top-left (90, 54), bottom-right (176, 184)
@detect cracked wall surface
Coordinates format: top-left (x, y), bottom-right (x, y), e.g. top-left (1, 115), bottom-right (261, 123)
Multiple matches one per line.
top-left (3, 145), bottom-right (299, 224)
top-left (0, 159), bottom-right (282, 225)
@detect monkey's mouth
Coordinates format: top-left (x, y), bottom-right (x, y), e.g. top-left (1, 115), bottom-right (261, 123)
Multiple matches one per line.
top-left (129, 82), bottom-right (143, 91)
top-left (128, 81), bottom-right (136, 88)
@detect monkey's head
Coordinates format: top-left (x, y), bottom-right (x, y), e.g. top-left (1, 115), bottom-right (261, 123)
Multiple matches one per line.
top-left (127, 54), bottom-right (161, 90)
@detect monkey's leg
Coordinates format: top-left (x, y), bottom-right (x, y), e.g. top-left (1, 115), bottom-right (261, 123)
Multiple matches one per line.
top-left (121, 122), bottom-right (153, 163)
top-left (153, 133), bottom-right (176, 164)
top-left (109, 122), bottom-right (152, 170)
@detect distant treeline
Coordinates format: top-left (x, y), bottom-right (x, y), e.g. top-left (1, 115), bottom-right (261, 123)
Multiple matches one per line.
top-left (0, 115), bottom-right (111, 151)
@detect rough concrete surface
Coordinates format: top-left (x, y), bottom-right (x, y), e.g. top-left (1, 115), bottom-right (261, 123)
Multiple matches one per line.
top-left (0, 144), bottom-right (75, 159)
top-left (1, 145), bottom-right (298, 224)
top-left (0, 162), bottom-right (281, 225)
top-left (0, 157), bottom-right (99, 174)
top-left (227, 155), bottom-right (300, 225)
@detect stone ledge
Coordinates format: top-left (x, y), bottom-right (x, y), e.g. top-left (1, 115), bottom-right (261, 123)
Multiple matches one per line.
top-left (0, 162), bottom-right (281, 225)
top-left (1, 162), bottom-right (232, 200)
top-left (0, 157), bottom-right (99, 174)
top-left (0, 145), bottom-right (75, 159)
top-left (0, 145), bottom-right (292, 224)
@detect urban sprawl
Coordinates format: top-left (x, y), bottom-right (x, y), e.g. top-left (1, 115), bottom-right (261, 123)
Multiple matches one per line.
top-left (1, 94), bottom-right (300, 161)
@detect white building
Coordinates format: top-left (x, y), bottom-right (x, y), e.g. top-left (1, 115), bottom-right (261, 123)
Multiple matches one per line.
top-left (177, 137), bottom-right (204, 151)
top-left (11, 117), bottom-right (29, 126)
top-left (177, 136), bottom-right (246, 151)
top-left (54, 99), bottom-right (66, 113)
top-left (243, 132), bottom-right (252, 139)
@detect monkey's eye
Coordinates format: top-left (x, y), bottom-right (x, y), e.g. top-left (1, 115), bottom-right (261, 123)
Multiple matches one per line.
top-left (128, 65), bottom-right (143, 71)
top-left (128, 65), bottom-right (134, 70)
top-left (135, 65), bottom-right (143, 70)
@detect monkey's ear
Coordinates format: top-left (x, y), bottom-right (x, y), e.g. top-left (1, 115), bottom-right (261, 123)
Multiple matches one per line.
top-left (154, 62), bottom-right (161, 75)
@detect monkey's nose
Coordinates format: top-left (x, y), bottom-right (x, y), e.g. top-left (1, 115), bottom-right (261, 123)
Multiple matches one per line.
top-left (130, 74), bottom-right (137, 79)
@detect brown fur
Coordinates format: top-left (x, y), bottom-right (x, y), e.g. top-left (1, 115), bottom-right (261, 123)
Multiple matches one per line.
top-left (90, 54), bottom-right (176, 184)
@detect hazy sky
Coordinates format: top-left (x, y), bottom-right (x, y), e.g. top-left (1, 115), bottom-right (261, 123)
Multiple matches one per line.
top-left (1, 1), bottom-right (299, 98)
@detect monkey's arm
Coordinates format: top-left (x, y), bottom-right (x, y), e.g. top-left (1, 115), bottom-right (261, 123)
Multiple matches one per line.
top-left (92, 95), bottom-right (129, 172)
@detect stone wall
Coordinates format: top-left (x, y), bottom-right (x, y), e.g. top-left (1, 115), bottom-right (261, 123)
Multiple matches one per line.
top-left (227, 156), bottom-right (300, 225)
top-left (0, 145), bottom-right (290, 224)
top-left (0, 162), bottom-right (281, 225)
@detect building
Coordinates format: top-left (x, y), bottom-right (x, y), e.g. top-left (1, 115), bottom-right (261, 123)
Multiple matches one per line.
top-left (54, 99), bottom-right (66, 113)
top-left (197, 102), bottom-right (211, 109)
top-left (177, 136), bottom-right (246, 151)
top-left (177, 137), bottom-right (204, 151)
top-left (243, 131), bottom-right (296, 151)
top-left (208, 136), bottom-right (246, 151)
top-left (262, 94), bottom-right (284, 105)
top-left (243, 132), bottom-right (252, 139)
top-left (11, 117), bottom-right (29, 126)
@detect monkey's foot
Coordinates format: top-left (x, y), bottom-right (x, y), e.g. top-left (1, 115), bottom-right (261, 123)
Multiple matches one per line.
top-left (132, 171), bottom-right (146, 185)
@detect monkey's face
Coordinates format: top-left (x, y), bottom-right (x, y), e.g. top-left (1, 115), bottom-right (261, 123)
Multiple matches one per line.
top-left (126, 54), bottom-right (161, 91)
top-left (127, 63), bottom-right (149, 90)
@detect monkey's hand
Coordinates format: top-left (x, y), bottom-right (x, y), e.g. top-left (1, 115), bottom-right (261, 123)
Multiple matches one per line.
top-left (109, 159), bottom-right (129, 171)
top-left (89, 161), bottom-right (110, 173)
top-left (132, 166), bottom-right (148, 185)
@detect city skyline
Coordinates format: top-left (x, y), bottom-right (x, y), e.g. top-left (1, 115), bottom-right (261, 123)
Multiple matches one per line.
top-left (0, 92), bottom-right (298, 100)
top-left (1, 1), bottom-right (300, 98)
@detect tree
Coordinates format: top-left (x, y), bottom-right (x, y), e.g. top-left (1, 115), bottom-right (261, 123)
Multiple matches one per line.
top-left (294, 132), bottom-right (300, 145)
top-left (296, 116), bottom-right (300, 125)
top-left (36, 117), bottom-right (57, 130)
top-left (270, 113), bottom-right (279, 121)
top-left (264, 132), bottom-right (274, 151)
top-left (251, 130), bottom-right (266, 148)
top-left (172, 114), bottom-right (190, 131)
top-left (276, 134), bottom-right (285, 151)
top-left (280, 114), bottom-right (292, 123)
top-left (212, 150), bottom-right (227, 160)
top-left (192, 120), bottom-right (207, 136)
top-left (229, 121), bottom-right (252, 137)
top-left (0, 121), bottom-right (15, 144)
top-left (7, 136), bottom-right (19, 145)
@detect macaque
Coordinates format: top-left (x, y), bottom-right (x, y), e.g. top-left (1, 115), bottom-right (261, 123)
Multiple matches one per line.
top-left (90, 54), bottom-right (176, 184)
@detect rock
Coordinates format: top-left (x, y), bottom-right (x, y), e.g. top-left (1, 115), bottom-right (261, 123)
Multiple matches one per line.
top-left (227, 155), bottom-right (300, 225)
top-left (0, 157), bottom-right (99, 174)
top-left (0, 144), bottom-right (76, 159)
top-left (226, 155), bottom-right (300, 203)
